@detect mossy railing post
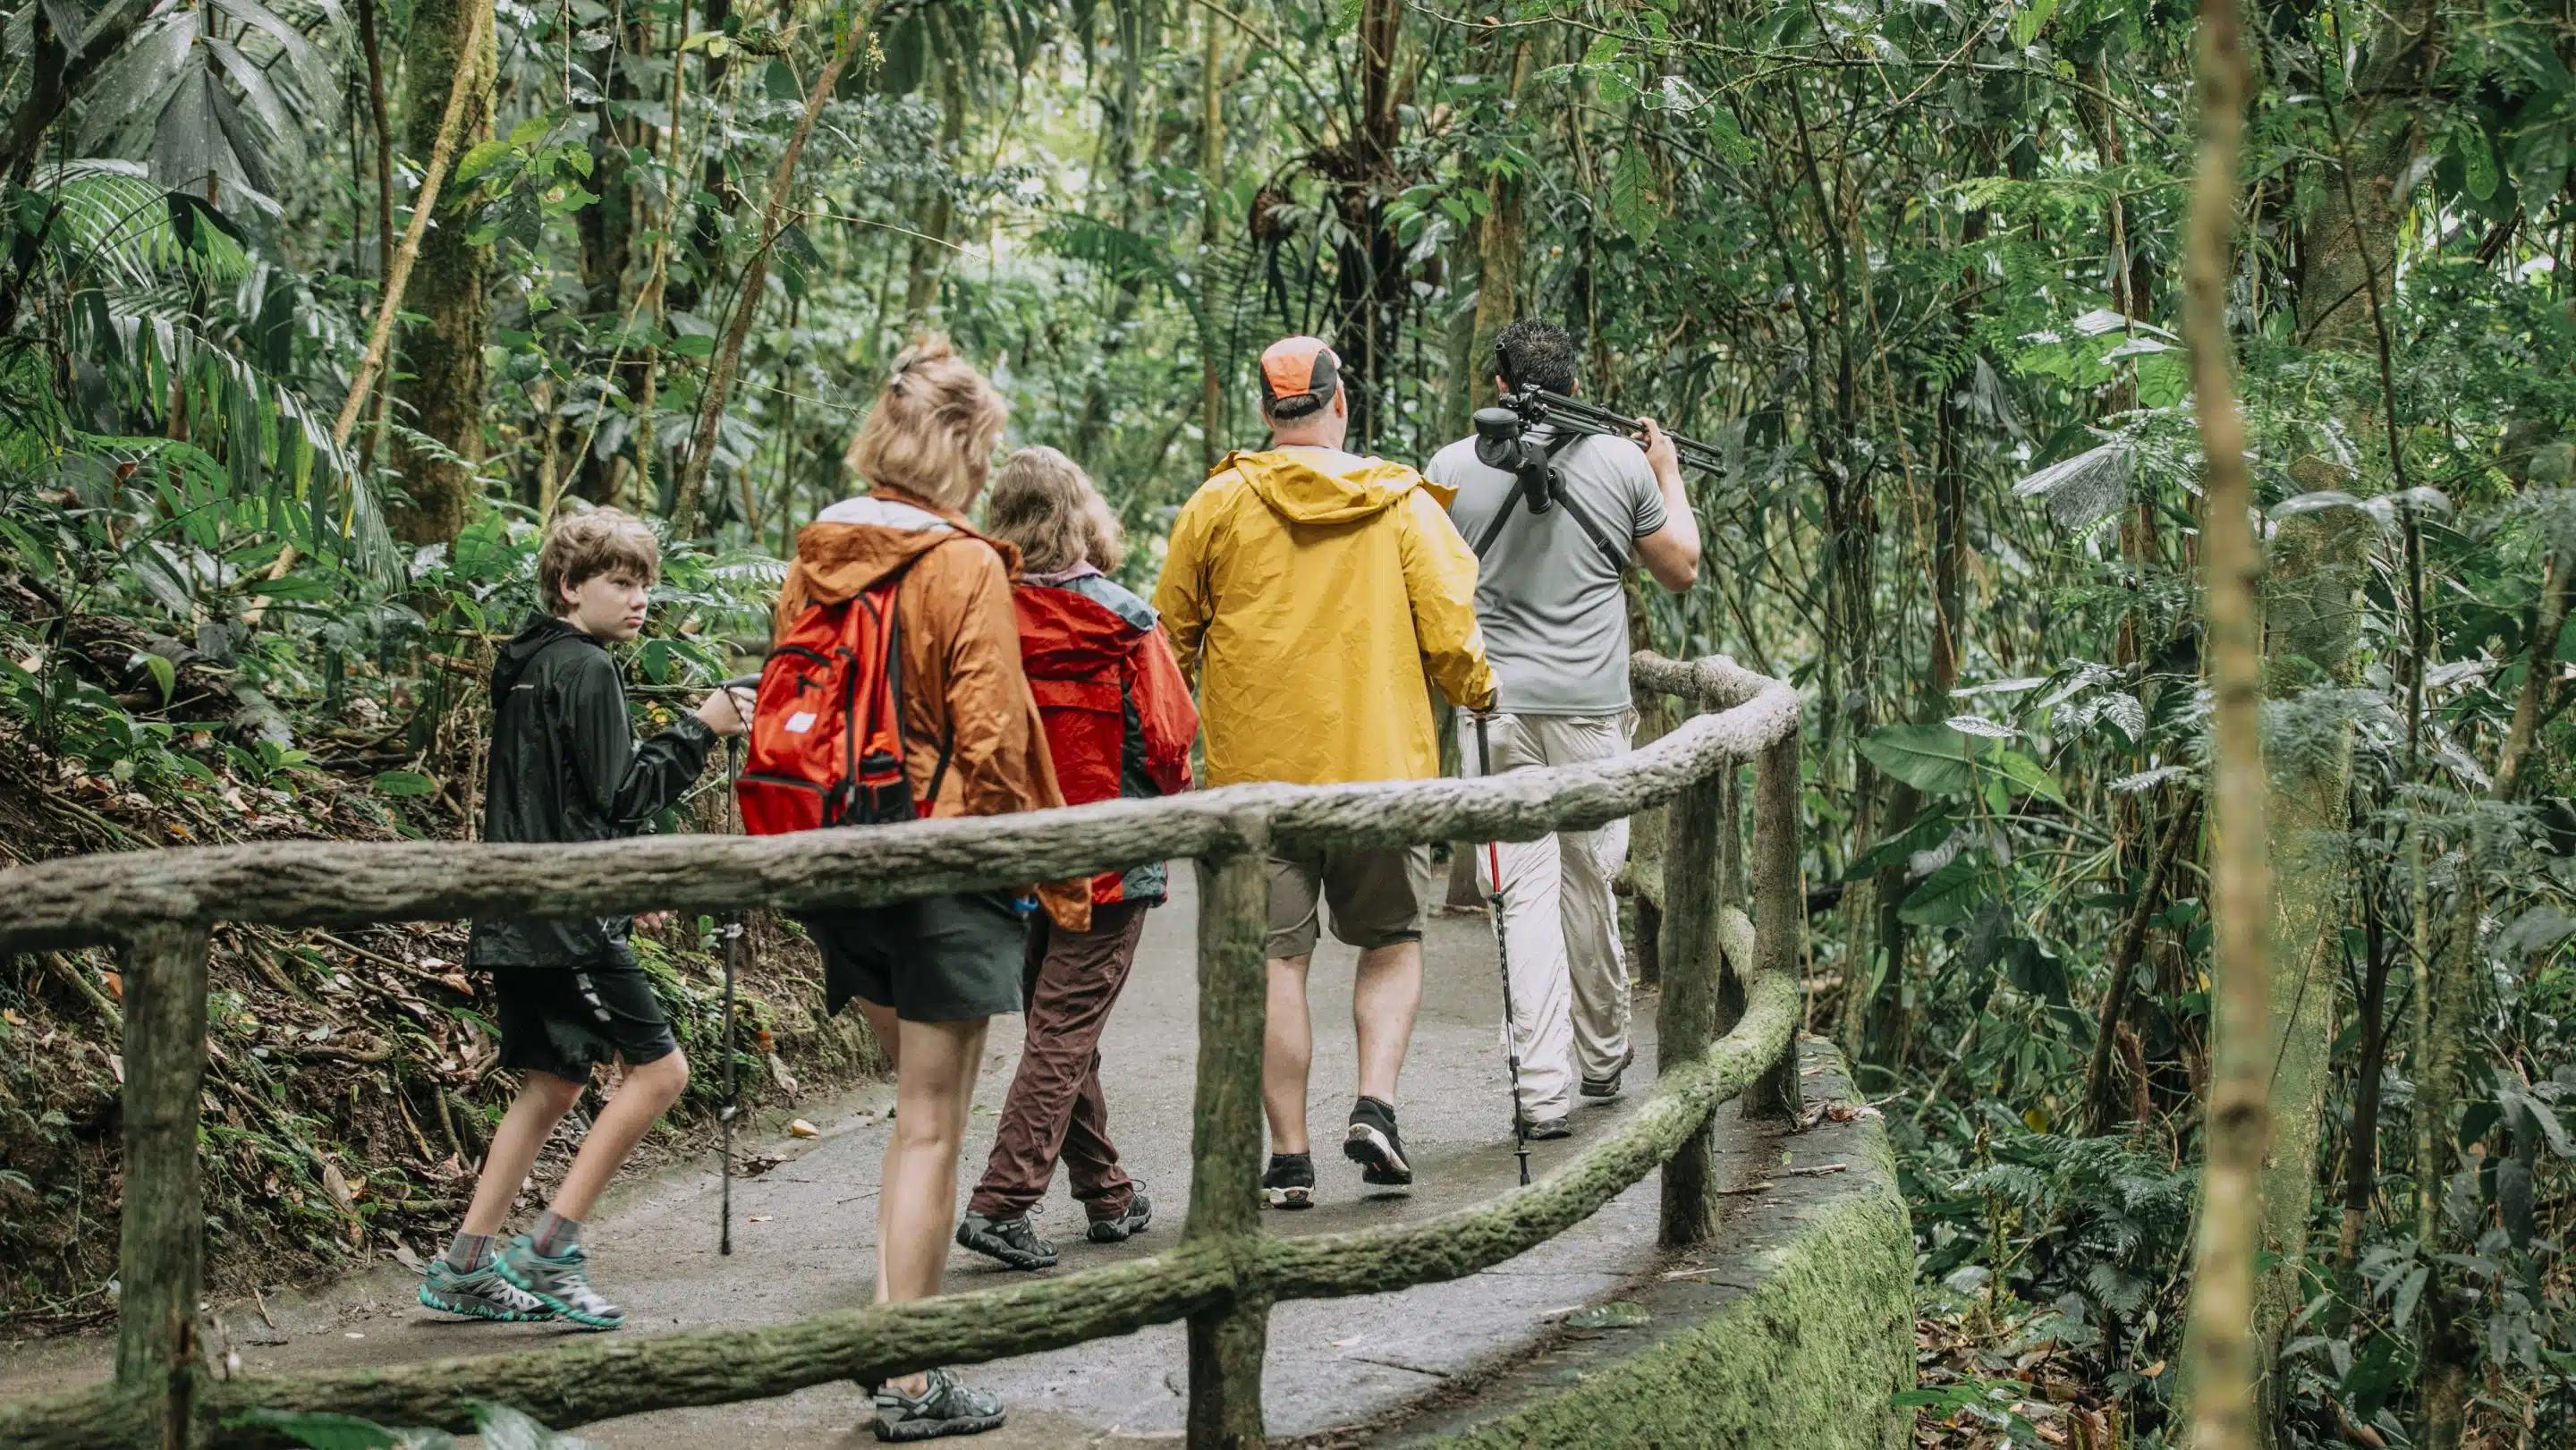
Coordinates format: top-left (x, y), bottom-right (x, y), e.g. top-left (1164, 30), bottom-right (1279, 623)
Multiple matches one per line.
top-left (1657, 701), bottom-right (1725, 1249)
top-left (114, 921), bottom-right (212, 1450)
top-left (1745, 733), bottom-right (1805, 1121)
top-left (1185, 826), bottom-right (1272, 1449)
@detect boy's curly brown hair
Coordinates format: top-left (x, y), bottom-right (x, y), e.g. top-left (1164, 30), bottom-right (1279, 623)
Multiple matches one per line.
top-left (538, 508), bottom-right (661, 615)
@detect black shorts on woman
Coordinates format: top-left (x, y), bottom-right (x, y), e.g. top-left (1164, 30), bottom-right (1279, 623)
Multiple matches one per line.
top-left (801, 893), bottom-right (1030, 1023)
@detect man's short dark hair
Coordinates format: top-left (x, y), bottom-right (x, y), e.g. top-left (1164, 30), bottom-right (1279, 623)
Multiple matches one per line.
top-left (1266, 391), bottom-right (1329, 422)
top-left (1494, 319), bottom-right (1578, 396)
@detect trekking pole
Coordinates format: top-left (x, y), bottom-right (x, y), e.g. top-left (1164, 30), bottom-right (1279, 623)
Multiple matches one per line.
top-left (721, 733), bottom-right (741, 1257)
top-left (1474, 711), bottom-right (1534, 1188)
top-left (718, 676), bottom-right (756, 1258)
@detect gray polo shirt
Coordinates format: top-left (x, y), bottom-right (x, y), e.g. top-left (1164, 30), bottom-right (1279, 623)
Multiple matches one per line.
top-left (1428, 430), bottom-right (1667, 716)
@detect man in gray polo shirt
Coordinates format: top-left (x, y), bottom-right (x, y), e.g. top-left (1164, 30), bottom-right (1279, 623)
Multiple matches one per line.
top-left (1427, 319), bottom-right (1701, 1136)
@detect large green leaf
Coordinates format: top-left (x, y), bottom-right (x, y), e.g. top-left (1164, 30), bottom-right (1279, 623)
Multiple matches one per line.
top-left (1609, 148), bottom-right (1658, 250)
top-left (1898, 855), bottom-right (1985, 927)
top-left (222, 1410), bottom-right (407, 1450)
top-left (1860, 724), bottom-right (1980, 795)
top-left (1990, 749), bottom-right (2065, 805)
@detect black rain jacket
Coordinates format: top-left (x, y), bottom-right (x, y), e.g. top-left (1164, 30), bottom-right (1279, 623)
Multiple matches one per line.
top-left (464, 615), bottom-right (716, 969)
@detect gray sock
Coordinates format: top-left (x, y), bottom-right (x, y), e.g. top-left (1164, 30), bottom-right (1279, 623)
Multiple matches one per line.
top-left (443, 1230), bottom-right (494, 1272)
top-left (531, 1208), bottom-right (582, 1258)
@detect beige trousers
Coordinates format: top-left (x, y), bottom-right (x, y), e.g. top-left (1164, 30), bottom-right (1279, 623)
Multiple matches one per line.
top-left (1456, 709), bottom-right (1633, 1121)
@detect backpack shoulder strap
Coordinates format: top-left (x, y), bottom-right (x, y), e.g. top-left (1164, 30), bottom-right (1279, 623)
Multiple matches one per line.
top-left (874, 534), bottom-right (992, 813)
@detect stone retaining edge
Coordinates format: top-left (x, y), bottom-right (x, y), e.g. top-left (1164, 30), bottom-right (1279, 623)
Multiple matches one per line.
top-left (1392, 1038), bottom-right (1912, 1450)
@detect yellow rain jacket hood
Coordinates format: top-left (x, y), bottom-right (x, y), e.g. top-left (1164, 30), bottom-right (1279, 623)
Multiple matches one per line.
top-left (1154, 445), bottom-right (1496, 788)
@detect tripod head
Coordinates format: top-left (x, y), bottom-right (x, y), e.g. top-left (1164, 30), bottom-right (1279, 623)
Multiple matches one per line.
top-left (1471, 404), bottom-right (1563, 518)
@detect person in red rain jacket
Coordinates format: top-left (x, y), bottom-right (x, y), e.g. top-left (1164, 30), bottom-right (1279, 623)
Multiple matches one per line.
top-left (953, 446), bottom-right (1199, 1270)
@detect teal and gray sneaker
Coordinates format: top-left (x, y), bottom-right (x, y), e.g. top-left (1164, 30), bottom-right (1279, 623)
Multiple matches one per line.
top-left (873, 1367), bottom-right (1006, 1441)
top-left (417, 1257), bottom-right (554, 1323)
top-left (494, 1234), bottom-right (626, 1330)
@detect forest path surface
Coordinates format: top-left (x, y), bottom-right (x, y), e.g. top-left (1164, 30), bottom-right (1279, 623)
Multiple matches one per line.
top-left (0, 870), bottom-right (1716, 1446)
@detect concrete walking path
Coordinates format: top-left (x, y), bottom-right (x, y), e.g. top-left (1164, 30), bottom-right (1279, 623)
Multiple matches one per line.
top-left (0, 869), bottom-right (1742, 1446)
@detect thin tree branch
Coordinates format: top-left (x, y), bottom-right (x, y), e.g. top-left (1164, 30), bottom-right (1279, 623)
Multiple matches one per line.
top-left (670, 13), bottom-right (875, 538)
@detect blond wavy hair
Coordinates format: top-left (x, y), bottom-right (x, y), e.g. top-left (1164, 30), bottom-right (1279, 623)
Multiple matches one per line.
top-left (984, 446), bottom-right (1124, 575)
top-left (843, 335), bottom-right (1009, 510)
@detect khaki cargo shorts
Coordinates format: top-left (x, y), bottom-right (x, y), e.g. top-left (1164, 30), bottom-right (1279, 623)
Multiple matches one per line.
top-left (1265, 844), bottom-right (1436, 960)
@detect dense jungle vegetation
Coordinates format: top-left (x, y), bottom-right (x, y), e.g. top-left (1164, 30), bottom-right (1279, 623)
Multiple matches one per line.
top-left (1, 0), bottom-right (2572, 1442)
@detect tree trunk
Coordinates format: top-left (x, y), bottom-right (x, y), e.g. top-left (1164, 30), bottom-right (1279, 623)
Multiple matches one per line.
top-left (573, 13), bottom-right (646, 506)
top-left (1452, 38), bottom-right (1532, 440)
top-left (1198, 9), bottom-right (1225, 470)
top-left (669, 30), bottom-right (863, 538)
top-left (902, 68), bottom-right (966, 325)
top-left (2249, 506), bottom-right (2368, 1416)
top-left (2176, 4), bottom-right (2268, 1449)
top-left (388, 0), bottom-right (498, 547)
top-left (2273, 7), bottom-right (2441, 1440)
top-left (1326, 0), bottom-right (1403, 453)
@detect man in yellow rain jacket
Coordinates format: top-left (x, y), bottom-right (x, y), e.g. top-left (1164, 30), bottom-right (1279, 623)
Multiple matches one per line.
top-left (1155, 335), bottom-right (1496, 1208)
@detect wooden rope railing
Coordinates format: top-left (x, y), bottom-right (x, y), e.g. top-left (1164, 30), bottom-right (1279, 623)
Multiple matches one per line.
top-left (0, 653), bottom-right (1801, 1450)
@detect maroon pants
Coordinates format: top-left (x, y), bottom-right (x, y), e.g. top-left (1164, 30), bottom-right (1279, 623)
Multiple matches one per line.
top-left (968, 898), bottom-right (1148, 1221)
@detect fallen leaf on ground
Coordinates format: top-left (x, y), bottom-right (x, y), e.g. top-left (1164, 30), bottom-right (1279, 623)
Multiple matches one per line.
top-left (390, 1244), bottom-right (425, 1273)
top-left (788, 1118), bottom-right (820, 1139)
top-left (321, 1162), bottom-right (354, 1211)
top-left (749, 1216), bottom-right (774, 1224)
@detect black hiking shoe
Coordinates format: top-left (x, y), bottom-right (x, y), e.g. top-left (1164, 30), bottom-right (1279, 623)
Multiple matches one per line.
top-left (1515, 1115), bottom-right (1572, 1141)
top-left (954, 1210), bottom-right (1058, 1271)
top-left (872, 1368), bottom-right (1006, 1441)
top-left (1086, 1187), bottom-right (1154, 1243)
top-left (1344, 1098), bottom-right (1412, 1186)
top-left (1263, 1152), bottom-right (1315, 1210)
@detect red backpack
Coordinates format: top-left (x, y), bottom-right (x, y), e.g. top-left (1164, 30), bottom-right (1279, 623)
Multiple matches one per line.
top-left (735, 573), bottom-right (948, 835)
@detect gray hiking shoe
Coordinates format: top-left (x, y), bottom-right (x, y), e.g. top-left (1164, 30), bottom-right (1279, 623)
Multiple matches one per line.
top-left (495, 1234), bottom-right (625, 1330)
top-left (417, 1257), bottom-right (554, 1323)
top-left (1581, 1050), bottom-right (1634, 1100)
top-left (1085, 1187), bottom-right (1154, 1243)
top-left (873, 1367), bottom-right (1006, 1441)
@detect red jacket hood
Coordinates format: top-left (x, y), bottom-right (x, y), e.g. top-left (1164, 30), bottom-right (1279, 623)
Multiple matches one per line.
top-left (1014, 574), bottom-right (1155, 679)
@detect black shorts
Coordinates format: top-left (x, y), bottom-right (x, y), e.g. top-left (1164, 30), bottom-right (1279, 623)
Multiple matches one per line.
top-left (493, 952), bottom-right (681, 1083)
top-left (799, 893), bottom-right (1029, 1024)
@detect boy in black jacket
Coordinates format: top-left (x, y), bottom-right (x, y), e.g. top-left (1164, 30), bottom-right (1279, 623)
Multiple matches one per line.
top-left (419, 509), bottom-right (749, 1330)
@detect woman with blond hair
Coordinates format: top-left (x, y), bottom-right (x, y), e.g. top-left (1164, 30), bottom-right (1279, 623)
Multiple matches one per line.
top-left (771, 337), bottom-right (1075, 1442)
top-left (953, 446), bottom-right (1197, 1272)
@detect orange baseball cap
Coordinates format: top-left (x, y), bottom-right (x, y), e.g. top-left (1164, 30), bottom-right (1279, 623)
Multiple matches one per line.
top-left (1258, 335), bottom-right (1343, 412)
